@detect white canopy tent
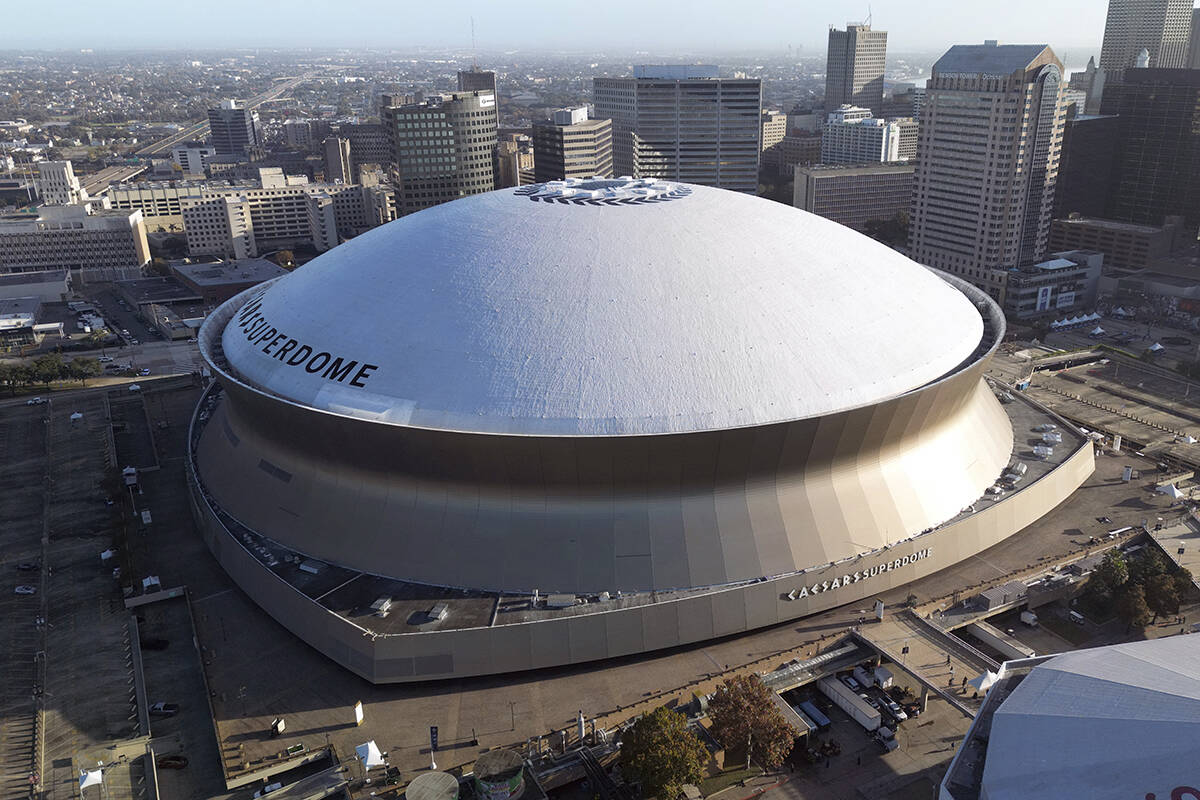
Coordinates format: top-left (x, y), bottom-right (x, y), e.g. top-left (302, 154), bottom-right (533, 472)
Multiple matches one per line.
top-left (356, 740), bottom-right (385, 769)
top-left (79, 770), bottom-right (103, 790)
top-left (1149, 342), bottom-right (1165, 352)
top-left (1090, 326), bottom-right (1104, 336)
top-left (969, 670), bottom-right (999, 692)
top-left (1157, 483), bottom-right (1184, 499)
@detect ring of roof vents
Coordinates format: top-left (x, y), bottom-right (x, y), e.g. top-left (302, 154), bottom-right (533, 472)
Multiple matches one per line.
top-left (201, 180), bottom-right (1003, 437)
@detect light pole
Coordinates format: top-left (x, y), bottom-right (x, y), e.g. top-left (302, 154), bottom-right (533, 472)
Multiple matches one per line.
top-left (509, 701), bottom-right (516, 732)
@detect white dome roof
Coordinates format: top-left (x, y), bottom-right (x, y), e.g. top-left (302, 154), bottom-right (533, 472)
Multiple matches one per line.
top-left (221, 179), bottom-right (984, 435)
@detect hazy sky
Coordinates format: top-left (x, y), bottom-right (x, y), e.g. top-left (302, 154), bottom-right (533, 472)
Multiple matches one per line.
top-left (9, 0), bottom-right (1110, 57)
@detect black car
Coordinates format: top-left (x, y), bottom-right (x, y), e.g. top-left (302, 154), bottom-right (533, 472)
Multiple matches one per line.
top-left (16, 562), bottom-right (39, 571)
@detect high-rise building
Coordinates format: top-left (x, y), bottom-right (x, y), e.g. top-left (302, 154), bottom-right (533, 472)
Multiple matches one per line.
top-left (909, 41), bottom-right (1065, 303)
top-left (761, 111), bottom-right (788, 151)
top-left (1100, 68), bottom-right (1200, 227)
top-left (1189, 8), bottom-right (1200, 68)
top-left (1052, 111), bottom-right (1119, 218)
top-left (532, 107), bottom-right (613, 182)
top-left (339, 123), bottom-right (393, 174)
top-left (36, 161), bottom-right (88, 205)
top-left (457, 69), bottom-right (496, 94)
top-left (208, 100), bottom-right (260, 156)
top-left (593, 66), bottom-right (761, 193)
top-left (1099, 0), bottom-right (1193, 70)
top-left (824, 24), bottom-right (888, 116)
top-left (793, 163), bottom-right (915, 230)
top-left (323, 136), bottom-right (353, 184)
top-left (382, 91), bottom-right (499, 215)
top-left (820, 105), bottom-right (907, 163)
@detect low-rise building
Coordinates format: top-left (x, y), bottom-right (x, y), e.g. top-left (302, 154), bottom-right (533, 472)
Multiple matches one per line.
top-left (1003, 250), bottom-right (1103, 320)
top-left (114, 277), bottom-right (203, 312)
top-left (0, 205), bottom-right (149, 275)
top-left (171, 258), bottom-right (288, 305)
top-left (764, 134), bottom-right (822, 176)
top-left (144, 302), bottom-right (195, 340)
top-left (1048, 215), bottom-right (1188, 271)
top-left (0, 269), bottom-right (71, 302)
top-left (792, 163), bottom-right (914, 230)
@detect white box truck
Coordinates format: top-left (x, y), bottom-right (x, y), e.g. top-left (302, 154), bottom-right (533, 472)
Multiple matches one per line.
top-left (873, 666), bottom-right (894, 689)
top-left (817, 676), bottom-right (881, 732)
top-left (1020, 610), bottom-right (1039, 627)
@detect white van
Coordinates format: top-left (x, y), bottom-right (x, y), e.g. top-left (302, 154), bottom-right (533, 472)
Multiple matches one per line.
top-left (1069, 610), bottom-right (1085, 625)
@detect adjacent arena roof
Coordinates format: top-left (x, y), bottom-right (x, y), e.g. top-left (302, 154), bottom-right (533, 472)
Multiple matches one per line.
top-left (221, 178), bottom-right (985, 435)
top-left (980, 636), bottom-right (1200, 800)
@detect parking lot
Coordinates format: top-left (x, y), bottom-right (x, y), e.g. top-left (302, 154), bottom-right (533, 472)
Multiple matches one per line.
top-left (773, 667), bottom-right (973, 800)
top-left (0, 402), bottom-right (47, 799)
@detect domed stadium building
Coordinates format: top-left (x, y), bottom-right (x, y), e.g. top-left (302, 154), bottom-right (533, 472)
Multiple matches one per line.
top-left (188, 178), bottom-right (1094, 683)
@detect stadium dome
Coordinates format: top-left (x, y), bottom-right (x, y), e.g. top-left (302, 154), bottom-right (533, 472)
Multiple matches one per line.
top-left (221, 178), bottom-right (984, 435)
top-left (185, 178), bottom-right (1101, 684)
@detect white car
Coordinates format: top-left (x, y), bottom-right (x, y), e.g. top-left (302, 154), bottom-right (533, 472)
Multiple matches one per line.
top-left (14, 585), bottom-right (36, 595)
top-left (26, 397), bottom-right (45, 405)
top-left (98, 356), bottom-right (114, 363)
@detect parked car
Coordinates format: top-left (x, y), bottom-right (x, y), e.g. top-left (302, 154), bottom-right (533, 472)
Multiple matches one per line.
top-left (149, 702), bottom-right (179, 716)
top-left (254, 782), bottom-right (283, 798)
top-left (26, 397), bottom-right (45, 405)
top-left (97, 356), bottom-right (114, 363)
top-left (155, 755), bottom-right (188, 770)
top-left (841, 675), bottom-right (863, 692)
top-left (14, 585), bottom-right (36, 595)
top-left (138, 368), bottom-right (151, 376)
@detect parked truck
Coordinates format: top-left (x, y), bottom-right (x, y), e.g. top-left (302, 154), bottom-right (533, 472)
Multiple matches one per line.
top-left (872, 666), bottom-right (894, 689)
top-left (1020, 610), bottom-right (1039, 627)
top-left (817, 676), bottom-right (881, 732)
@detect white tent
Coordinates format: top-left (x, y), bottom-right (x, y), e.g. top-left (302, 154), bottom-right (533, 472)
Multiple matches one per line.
top-left (79, 770), bottom-right (103, 789)
top-left (1149, 342), bottom-right (1165, 352)
top-left (1090, 327), bottom-right (1105, 336)
top-left (1157, 483), bottom-right (1184, 499)
top-left (356, 740), bottom-right (385, 769)
top-left (969, 670), bottom-right (999, 692)
top-left (1185, 435), bottom-right (1198, 444)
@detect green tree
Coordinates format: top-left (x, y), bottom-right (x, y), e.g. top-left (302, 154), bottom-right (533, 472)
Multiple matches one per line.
top-left (1129, 548), bottom-right (1169, 587)
top-left (707, 674), bottom-right (795, 769)
top-left (68, 357), bottom-right (101, 384)
top-left (1115, 583), bottom-right (1152, 632)
top-left (31, 353), bottom-right (65, 387)
top-left (1145, 573), bottom-right (1180, 622)
top-left (1172, 567), bottom-right (1194, 600)
top-left (276, 250), bottom-right (296, 269)
top-left (620, 707), bottom-right (707, 800)
top-left (1087, 551), bottom-right (1129, 598)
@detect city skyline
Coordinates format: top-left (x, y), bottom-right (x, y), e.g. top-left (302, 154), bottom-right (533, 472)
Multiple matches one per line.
top-left (6, 0), bottom-right (1124, 53)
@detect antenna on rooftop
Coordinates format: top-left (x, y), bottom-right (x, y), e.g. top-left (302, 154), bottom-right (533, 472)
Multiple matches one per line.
top-left (866, 5), bottom-right (872, 26)
top-left (471, 16), bottom-right (478, 70)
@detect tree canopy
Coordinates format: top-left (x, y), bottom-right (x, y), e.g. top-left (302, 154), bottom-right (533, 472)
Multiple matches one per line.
top-left (706, 674), bottom-right (795, 769)
top-left (1115, 582), bottom-right (1152, 631)
top-left (620, 707), bottom-right (707, 800)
